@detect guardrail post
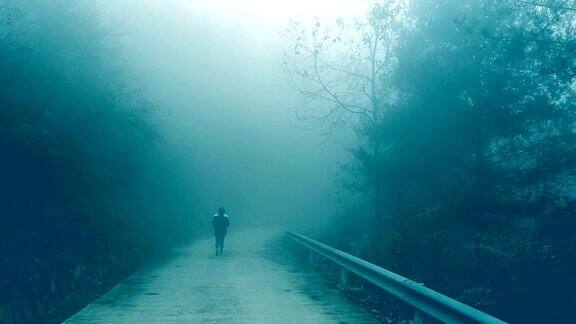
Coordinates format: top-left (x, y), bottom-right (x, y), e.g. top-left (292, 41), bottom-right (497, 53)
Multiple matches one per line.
top-left (339, 268), bottom-right (349, 288)
top-left (412, 311), bottom-right (424, 324)
top-left (308, 250), bottom-right (315, 265)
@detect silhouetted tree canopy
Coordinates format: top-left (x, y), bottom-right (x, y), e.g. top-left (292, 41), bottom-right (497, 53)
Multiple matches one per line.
top-left (283, 0), bottom-right (576, 322)
top-left (0, 1), bottom-right (194, 322)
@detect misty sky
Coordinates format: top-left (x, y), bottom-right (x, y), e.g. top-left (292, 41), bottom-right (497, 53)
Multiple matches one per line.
top-left (101, 0), bottom-right (374, 227)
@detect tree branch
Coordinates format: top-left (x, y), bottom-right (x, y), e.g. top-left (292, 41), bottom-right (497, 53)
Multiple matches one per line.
top-left (514, 0), bottom-right (576, 11)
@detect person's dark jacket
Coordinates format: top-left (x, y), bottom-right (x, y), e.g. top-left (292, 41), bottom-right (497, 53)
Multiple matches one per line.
top-left (212, 214), bottom-right (230, 236)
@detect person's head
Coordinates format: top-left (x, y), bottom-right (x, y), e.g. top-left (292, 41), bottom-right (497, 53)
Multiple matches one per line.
top-left (218, 207), bottom-right (225, 215)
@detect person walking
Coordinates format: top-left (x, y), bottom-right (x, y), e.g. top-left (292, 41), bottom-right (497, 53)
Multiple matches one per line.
top-left (212, 207), bottom-right (230, 256)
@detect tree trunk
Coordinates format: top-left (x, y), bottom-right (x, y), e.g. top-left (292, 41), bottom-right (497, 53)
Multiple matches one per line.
top-left (370, 37), bottom-right (384, 240)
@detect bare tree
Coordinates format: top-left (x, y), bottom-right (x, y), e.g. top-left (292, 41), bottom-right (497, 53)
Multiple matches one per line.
top-left (280, 1), bottom-right (406, 234)
top-left (281, 2), bottom-right (405, 129)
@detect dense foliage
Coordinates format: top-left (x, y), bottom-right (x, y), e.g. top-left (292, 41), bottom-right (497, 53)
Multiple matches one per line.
top-left (284, 1), bottom-right (576, 322)
top-left (0, 1), bottom-right (194, 322)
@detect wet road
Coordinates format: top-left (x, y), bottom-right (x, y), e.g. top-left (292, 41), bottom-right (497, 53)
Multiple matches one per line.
top-left (65, 229), bottom-right (378, 323)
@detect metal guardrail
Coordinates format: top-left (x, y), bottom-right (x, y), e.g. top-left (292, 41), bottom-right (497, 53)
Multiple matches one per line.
top-left (286, 231), bottom-right (507, 324)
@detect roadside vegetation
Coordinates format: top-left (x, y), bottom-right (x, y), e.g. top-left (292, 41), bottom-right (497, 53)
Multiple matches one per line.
top-left (0, 1), bottom-right (194, 322)
top-left (282, 1), bottom-right (576, 322)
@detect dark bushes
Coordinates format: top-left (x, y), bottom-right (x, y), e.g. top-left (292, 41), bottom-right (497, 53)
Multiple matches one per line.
top-left (0, 1), bottom-right (192, 322)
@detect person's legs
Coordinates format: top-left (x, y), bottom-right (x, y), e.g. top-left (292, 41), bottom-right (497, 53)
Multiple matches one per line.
top-left (214, 236), bottom-right (221, 256)
top-left (219, 234), bottom-right (225, 254)
top-left (215, 235), bottom-right (224, 255)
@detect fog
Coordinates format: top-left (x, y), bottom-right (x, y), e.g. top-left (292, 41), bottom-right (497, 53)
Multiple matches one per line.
top-left (102, 0), bottom-right (372, 228)
top-left (4, 0), bottom-right (576, 322)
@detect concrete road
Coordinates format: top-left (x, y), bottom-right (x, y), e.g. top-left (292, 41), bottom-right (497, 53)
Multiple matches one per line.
top-left (65, 229), bottom-right (379, 323)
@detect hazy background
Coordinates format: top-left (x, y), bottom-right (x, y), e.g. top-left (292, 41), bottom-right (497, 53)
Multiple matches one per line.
top-left (102, 0), bottom-right (373, 228)
top-left (3, 1), bottom-right (575, 322)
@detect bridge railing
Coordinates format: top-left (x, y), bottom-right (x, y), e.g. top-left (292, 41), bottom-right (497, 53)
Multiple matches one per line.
top-left (286, 231), bottom-right (507, 324)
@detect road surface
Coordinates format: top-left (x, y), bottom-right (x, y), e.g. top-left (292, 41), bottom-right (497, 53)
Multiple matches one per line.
top-left (65, 229), bottom-right (378, 323)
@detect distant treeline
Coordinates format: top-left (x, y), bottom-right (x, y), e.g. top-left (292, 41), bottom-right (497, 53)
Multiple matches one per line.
top-left (283, 0), bottom-right (576, 322)
top-left (0, 1), bottom-right (193, 322)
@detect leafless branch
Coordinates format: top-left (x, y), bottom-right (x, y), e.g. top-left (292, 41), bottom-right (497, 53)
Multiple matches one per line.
top-left (514, 0), bottom-right (576, 11)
